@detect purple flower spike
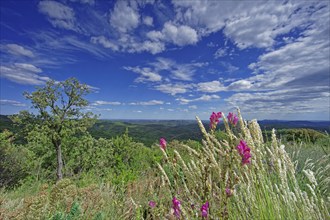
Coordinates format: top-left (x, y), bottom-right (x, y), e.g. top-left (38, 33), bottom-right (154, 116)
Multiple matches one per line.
top-left (209, 112), bottom-right (222, 130)
top-left (201, 201), bottom-right (209, 218)
top-left (227, 112), bottom-right (238, 126)
top-left (172, 197), bottom-right (181, 218)
top-left (236, 140), bottom-right (251, 165)
top-left (160, 138), bottom-right (167, 150)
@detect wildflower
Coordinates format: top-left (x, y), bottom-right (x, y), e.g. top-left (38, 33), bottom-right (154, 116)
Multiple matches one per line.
top-left (225, 188), bottom-right (233, 197)
top-left (172, 197), bottom-right (181, 218)
top-left (236, 140), bottom-right (251, 165)
top-left (227, 112), bottom-right (238, 126)
top-left (209, 112), bottom-right (222, 130)
top-left (160, 138), bottom-right (167, 150)
top-left (149, 200), bottom-right (156, 208)
top-left (201, 201), bottom-right (209, 218)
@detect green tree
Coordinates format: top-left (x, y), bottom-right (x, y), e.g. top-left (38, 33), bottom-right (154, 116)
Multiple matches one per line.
top-left (12, 78), bottom-right (96, 182)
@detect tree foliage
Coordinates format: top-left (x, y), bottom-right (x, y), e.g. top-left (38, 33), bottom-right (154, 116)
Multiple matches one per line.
top-left (11, 78), bottom-right (96, 181)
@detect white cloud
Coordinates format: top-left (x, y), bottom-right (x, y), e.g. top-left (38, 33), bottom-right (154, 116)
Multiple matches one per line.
top-left (226, 87), bottom-right (330, 117)
top-left (129, 100), bottom-right (164, 105)
top-left (214, 48), bottom-right (227, 58)
top-left (173, 1), bottom-right (326, 51)
top-left (5, 44), bottom-right (34, 57)
top-left (90, 36), bottom-right (119, 51)
top-left (69, 0), bottom-right (95, 5)
top-left (124, 66), bottom-right (162, 83)
top-left (125, 57), bottom-right (207, 83)
top-left (139, 41), bottom-right (165, 54)
top-left (222, 1), bottom-right (324, 50)
top-left (143, 16), bottom-right (153, 26)
top-left (173, 1), bottom-right (231, 34)
top-left (14, 63), bottom-right (42, 73)
top-left (197, 81), bottom-right (225, 93)
top-left (38, 0), bottom-right (77, 31)
top-left (220, 61), bottom-right (239, 73)
top-left (162, 22), bottom-right (198, 46)
top-left (147, 22), bottom-right (198, 46)
top-left (154, 57), bottom-right (208, 81)
top-left (154, 83), bottom-right (193, 96)
top-left (92, 101), bottom-right (121, 106)
top-left (188, 105), bottom-right (197, 109)
top-left (0, 99), bottom-right (26, 107)
top-left (228, 80), bottom-right (253, 91)
top-left (240, 3), bottom-right (330, 92)
top-left (176, 94), bottom-right (220, 104)
top-left (109, 1), bottom-right (140, 33)
top-left (0, 63), bottom-right (50, 85)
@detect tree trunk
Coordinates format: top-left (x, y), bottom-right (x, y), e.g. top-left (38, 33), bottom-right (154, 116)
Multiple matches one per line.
top-left (56, 143), bottom-right (63, 182)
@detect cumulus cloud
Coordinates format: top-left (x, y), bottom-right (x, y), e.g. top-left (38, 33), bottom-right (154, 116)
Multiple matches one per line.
top-left (90, 36), bottom-right (119, 51)
top-left (173, 1), bottom-right (325, 50)
top-left (197, 81), bottom-right (225, 93)
top-left (237, 2), bottom-right (330, 92)
top-left (5, 44), bottom-right (34, 57)
top-left (143, 16), bottom-right (153, 26)
top-left (147, 22), bottom-right (198, 46)
top-left (139, 41), bottom-right (165, 54)
top-left (0, 63), bottom-right (50, 85)
top-left (38, 0), bottom-right (77, 31)
top-left (109, 1), bottom-right (140, 33)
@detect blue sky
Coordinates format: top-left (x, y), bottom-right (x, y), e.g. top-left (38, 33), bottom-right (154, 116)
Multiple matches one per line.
top-left (1, 0), bottom-right (329, 120)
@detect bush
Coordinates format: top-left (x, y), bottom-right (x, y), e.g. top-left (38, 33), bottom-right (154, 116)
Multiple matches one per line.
top-left (0, 130), bottom-right (34, 188)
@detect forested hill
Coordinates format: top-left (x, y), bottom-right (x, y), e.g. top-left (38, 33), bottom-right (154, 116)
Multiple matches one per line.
top-left (258, 120), bottom-right (330, 132)
top-left (89, 119), bottom-right (203, 146)
top-left (1, 114), bottom-right (329, 146)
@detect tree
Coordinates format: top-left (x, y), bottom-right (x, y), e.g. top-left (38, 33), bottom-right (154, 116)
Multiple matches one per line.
top-left (12, 78), bottom-right (96, 181)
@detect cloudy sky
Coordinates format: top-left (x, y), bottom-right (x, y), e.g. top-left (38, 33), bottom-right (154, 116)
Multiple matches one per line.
top-left (1, 0), bottom-right (329, 120)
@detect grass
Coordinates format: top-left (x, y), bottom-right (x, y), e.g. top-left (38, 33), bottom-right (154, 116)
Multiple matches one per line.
top-left (1, 109), bottom-right (329, 219)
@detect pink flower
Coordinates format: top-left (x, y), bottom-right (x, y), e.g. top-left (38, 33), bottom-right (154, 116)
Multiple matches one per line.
top-left (225, 188), bottom-right (233, 197)
top-left (227, 112), bottom-right (238, 126)
top-left (200, 201), bottom-right (209, 218)
top-left (209, 112), bottom-right (222, 130)
top-left (149, 200), bottom-right (156, 208)
top-left (236, 140), bottom-right (251, 165)
top-left (172, 197), bottom-right (181, 218)
top-left (160, 138), bottom-right (167, 150)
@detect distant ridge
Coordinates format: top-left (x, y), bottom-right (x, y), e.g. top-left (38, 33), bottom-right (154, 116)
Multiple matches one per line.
top-left (1, 114), bottom-right (329, 133)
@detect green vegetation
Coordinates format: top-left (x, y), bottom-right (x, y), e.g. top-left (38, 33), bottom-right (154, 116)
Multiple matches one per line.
top-left (0, 78), bottom-right (329, 219)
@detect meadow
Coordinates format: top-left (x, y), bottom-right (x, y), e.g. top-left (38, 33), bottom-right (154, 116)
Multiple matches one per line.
top-left (0, 109), bottom-right (329, 219)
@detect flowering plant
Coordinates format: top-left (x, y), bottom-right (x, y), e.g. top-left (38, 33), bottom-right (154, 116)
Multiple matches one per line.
top-left (209, 111), bottom-right (222, 131)
top-left (236, 140), bottom-right (251, 165)
top-left (159, 138), bottom-right (167, 150)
